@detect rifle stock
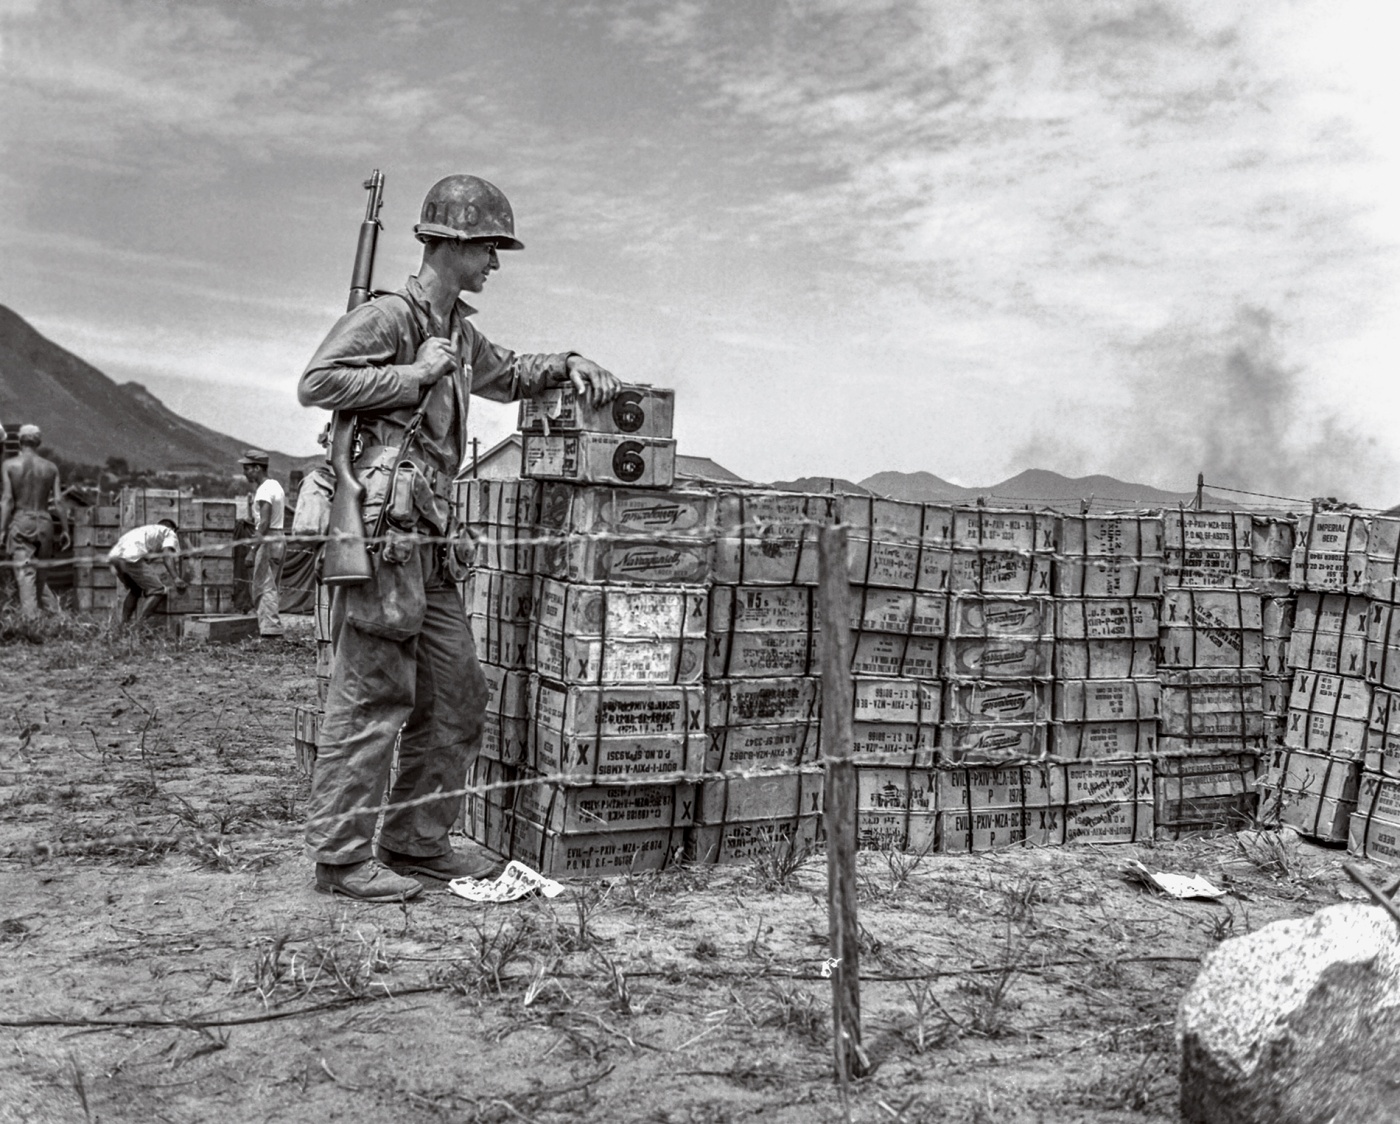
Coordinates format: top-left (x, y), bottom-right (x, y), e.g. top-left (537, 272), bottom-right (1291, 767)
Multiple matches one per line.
top-left (321, 170), bottom-right (385, 587)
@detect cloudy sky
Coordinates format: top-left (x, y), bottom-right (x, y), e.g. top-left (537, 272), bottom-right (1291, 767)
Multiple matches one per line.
top-left (2, 0), bottom-right (1397, 503)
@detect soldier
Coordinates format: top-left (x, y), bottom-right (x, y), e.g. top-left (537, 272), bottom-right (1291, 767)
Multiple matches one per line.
top-left (0, 425), bottom-right (68, 618)
top-left (108, 519), bottom-right (187, 628)
top-left (239, 449), bottom-right (286, 638)
top-left (298, 174), bottom-right (619, 902)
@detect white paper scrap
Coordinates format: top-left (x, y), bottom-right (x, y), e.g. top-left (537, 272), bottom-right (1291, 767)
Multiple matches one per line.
top-left (448, 860), bottom-right (565, 903)
top-left (1125, 860), bottom-right (1227, 901)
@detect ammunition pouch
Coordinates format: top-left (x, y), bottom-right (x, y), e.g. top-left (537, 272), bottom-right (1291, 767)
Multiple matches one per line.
top-left (355, 445), bottom-right (454, 544)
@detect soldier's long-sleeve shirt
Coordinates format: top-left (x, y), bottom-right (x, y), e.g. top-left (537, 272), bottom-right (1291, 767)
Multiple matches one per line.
top-left (299, 275), bottom-right (572, 479)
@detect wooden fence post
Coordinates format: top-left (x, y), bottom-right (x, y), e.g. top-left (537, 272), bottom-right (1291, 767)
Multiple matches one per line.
top-left (818, 524), bottom-right (868, 1088)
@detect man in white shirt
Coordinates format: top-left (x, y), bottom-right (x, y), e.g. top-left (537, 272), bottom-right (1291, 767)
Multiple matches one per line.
top-left (240, 449), bottom-right (286, 638)
top-left (108, 518), bottom-right (186, 627)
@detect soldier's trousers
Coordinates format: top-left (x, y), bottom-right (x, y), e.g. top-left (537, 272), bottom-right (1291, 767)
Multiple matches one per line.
top-left (6, 511), bottom-right (57, 618)
top-left (304, 560), bottom-right (487, 866)
top-left (251, 536), bottom-right (285, 636)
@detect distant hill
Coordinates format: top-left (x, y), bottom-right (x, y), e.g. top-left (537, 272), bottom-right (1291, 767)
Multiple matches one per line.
top-left (0, 304), bottom-right (312, 479)
top-left (769, 476), bottom-right (873, 496)
top-left (861, 468), bottom-right (1233, 511)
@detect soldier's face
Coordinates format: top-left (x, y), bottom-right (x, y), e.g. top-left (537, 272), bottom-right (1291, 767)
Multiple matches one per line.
top-left (456, 240), bottom-right (499, 293)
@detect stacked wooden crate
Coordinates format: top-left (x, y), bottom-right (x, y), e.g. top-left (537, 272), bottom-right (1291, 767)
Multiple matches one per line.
top-left (1261, 511), bottom-right (1368, 842)
top-left (70, 504), bottom-right (123, 612)
top-left (1347, 515), bottom-right (1400, 861)
top-left (1154, 510), bottom-right (1294, 838)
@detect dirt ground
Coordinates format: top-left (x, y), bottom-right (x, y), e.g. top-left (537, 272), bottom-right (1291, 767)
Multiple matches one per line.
top-left (0, 612), bottom-right (1380, 1124)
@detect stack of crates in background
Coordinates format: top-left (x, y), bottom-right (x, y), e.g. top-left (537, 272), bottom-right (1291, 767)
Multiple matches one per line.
top-left (1349, 514), bottom-right (1400, 862)
top-left (1154, 509), bottom-right (1291, 838)
top-left (703, 491), bottom-right (831, 861)
top-left (1262, 510), bottom-right (1369, 842)
top-left (72, 487), bottom-right (243, 618)
top-left (69, 503), bottom-right (123, 612)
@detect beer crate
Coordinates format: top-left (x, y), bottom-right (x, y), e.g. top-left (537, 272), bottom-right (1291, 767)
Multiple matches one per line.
top-left (1283, 670), bottom-right (1372, 760)
top-left (853, 676), bottom-right (941, 724)
top-left (1258, 746), bottom-right (1359, 842)
top-left (519, 383), bottom-right (675, 438)
top-left (459, 478), bottom-right (540, 573)
top-left (1290, 549), bottom-right (1368, 595)
top-left (944, 637), bottom-right (1053, 680)
top-left (946, 596), bottom-right (1054, 639)
top-left (837, 495), bottom-right (955, 545)
top-left (1162, 510), bottom-right (1252, 588)
top-left (938, 723), bottom-right (1047, 765)
top-left (462, 758), bottom-right (516, 857)
top-left (471, 617), bottom-right (530, 669)
top-left (522, 432), bottom-right (676, 488)
top-left (850, 633), bottom-right (940, 679)
top-left (943, 680), bottom-right (1049, 724)
top-left (1158, 589), bottom-right (1264, 669)
top-left (1367, 687), bottom-right (1400, 778)
top-left (947, 549), bottom-right (1054, 596)
top-left (950, 508), bottom-right (1056, 554)
top-left (1365, 516), bottom-right (1400, 604)
top-left (1347, 772), bottom-right (1400, 864)
top-left (849, 588), bottom-right (948, 637)
top-left (465, 568), bottom-right (535, 625)
top-left (851, 720), bottom-right (935, 766)
top-left (1058, 513), bottom-right (1165, 559)
top-left (534, 578), bottom-right (706, 639)
top-left (933, 759), bottom-right (1152, 811)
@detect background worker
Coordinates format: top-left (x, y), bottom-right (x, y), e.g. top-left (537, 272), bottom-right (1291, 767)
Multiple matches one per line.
top-left (108, 518), bottom-right (186, 628)
top-left (0, 424), bottom-right (68, 618)
top-left (240, 449), bottom-right (286, 638)
top-left (298, 173), bottom-right (620, 903)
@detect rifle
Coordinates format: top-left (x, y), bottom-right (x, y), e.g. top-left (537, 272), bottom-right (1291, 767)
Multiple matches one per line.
top-left (321, 170), bottom-right (385, 586)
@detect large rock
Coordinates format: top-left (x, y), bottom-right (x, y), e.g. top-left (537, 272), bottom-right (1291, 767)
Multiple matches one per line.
top-left (1178, 902), bottom-right (1400, 1123)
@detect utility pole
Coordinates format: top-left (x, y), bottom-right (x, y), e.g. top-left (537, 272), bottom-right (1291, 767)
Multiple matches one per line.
top-left (1193, 473), bottom-right (1204, 511)
top-left (471, 437), bottom-right (480, 479)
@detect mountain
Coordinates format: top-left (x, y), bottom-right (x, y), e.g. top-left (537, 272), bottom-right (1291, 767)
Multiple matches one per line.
top-left (860, 467), bottom-right (1233, 511)
top-left (768, 476), bottom-right (874, 495)
top-left (0, 304), bottom-right (313, 479)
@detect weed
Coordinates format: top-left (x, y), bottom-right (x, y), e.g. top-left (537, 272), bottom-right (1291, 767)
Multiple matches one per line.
top-left (893, 980), bottom-right (959, 1054)
top-left (693, 938), bottom-right (719, 961)
top-left (240, 925), bottom-right (394, 1006)
top-left (1233, 828), bottom-right (1305, 880)
top-left (999, 875), bottom-right (1044, 926)
top-left (747, 833), bottom-right (814, 892)
top-left (593, 949), bottom-right (641, 1016)
top-left (1077, 1050), bottom-right (1173, 1112)
top-left (757, 980), bottom-right (827, 1045)
top-left (430, 911), bottom-right (535, 998)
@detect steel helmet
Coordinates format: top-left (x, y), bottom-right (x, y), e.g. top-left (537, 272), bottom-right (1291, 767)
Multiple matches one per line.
top-left (414, 174), bottom-right (523, 250)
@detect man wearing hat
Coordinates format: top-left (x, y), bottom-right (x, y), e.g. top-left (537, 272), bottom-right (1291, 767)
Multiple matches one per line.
top-left (297, 173), bottom-right (620, 902)
top-left (0, 424), bottom-right (68, 618)
top-left (240, 449), bottom-right (285, 638)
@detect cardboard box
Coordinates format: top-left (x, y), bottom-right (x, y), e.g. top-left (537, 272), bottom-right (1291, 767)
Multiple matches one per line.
top-left (1054, 679), bottom-right (1159, 722)
top-left (850, 633), bottom-right (940, 679)
top-left (849, 588), bottom-right (948, 636)
top-left (480, 664), bottom-right (530, 765)
top-left (696, 770), bottom-right (822, 824)
top-left (1159, 627), bottom-right (1263, 670)
top-left (529, 624), bottom-right (704, 685)
top-left (1055, 639), bottom-right (1157, 679)
top-left (466, 568), bottom-right (535, 624)
top-left (935, 801), bottom-right (1154, 852)
top-left (686, 816), bottom-right (823, 865)
top-left (507, 818), bottom-right (684, 877)
top-left (471, 617), bottom-right (530, 669)
top-left (836, 495), bottom-right (954, 544)
top-left (950, 509), bottom-right (1056, 553)
top-left (1058, 514), bottom-right (1165, 558)
top-left (709, 585), bottom-right (816, 634)
top-left (1055, 557), bottom-right (1164, 599)
top-left (1159, 669), bottom-right (1266, 738)
top-left (1289, 592), bottom-right (1369, 675)
top-left (1347, 772), bottom-right (1400, 863)
top-left (519, 383), bottom-right (675, 438)
top-left (534, 536), bottom-right (715, 585)
top-left (856, 767), bottom-right (936, 813)
top-left (707, 677), bottom-right (821, 727)
top-left (1298, 511), bottom-right (1369, 554)
top-left (1163, 510), bottom-right (1253, 553)
top-left (522, 433), bottom-right (676, 488)
top-left (1153, 752), bottom-right (1258, 835)
top-left (933, 760), bottom-right (1151, 811)
top-left (1258, 747), bottom-right (1360, 842)
top-left (710, 630), bottom-right (821, 679)
top-left (1051, 721), bottom-right (1158, 760)
top-left (944, 637), bottom-right (1053, 680)
top-left (846, 537), bottom-right (951, 591)
top-left (937, 723), bottom-right (1047, 765)
top-left (1164, 548), bottom-right (1251, 589)
top-left (514, 776), bottom-right (696, 833)
top-left (858, 810), bottom-right (938, 853)
top-left (712, 490), bottom-right (836, 585)
top-left (1367, 687), bottom-right (1400, 777)
top-left (946, 596), bottom-right (1054, 638)
top-left (942, 679), bottom-right (1049, 724)
top-left (1290, 548), bottom-right (1367, 594)
top-left (850, 721), bottom-right (935, 766)
top-left (947, 549), bottom-right (1054, 596)
top-left (529, 679), bottom-right (703, 781)
top-left (852, 677), bottom-right (941, 724)
top-left (1055, 598), bottom-right (1160, 640)
top-left (705, 723), bottom-right (820, 773)
top-left (459, 478), bottom-right (541, 526)
top-left (534, 578), bottom-right (707, 639)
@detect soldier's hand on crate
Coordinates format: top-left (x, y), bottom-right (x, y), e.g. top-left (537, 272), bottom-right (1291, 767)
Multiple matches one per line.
top-left (565, 355), bottom-right (620, 408)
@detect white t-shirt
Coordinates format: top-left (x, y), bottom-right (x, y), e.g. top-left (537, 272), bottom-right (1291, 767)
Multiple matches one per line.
top-left (108, 524), bottom-right (179, 563)
top-left (254, 478), bottom-right (285, 533)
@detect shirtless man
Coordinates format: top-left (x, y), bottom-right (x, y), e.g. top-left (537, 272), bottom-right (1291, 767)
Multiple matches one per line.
top-left (0, 425), bottom-right (68, 618)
